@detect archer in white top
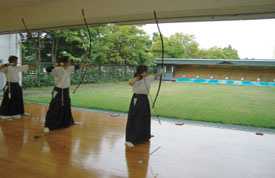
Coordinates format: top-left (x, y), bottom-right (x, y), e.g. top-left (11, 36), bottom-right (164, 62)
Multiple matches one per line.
top-left (50, 66), bottom-right (76, 89)
top-left (128, 67), bottom-right (162, 95)
top-left (0, 55), bottom-right (28, 119)
top-left (130, 76), bottom-right (155, 95)
top-left (0, 65), bottom-right (29, 83)
top-left (125, 65), bottom-right (162, 148)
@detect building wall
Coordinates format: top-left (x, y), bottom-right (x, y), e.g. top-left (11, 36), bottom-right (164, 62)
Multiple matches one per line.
top-left (0, 34), bottom-right (21, 64)
top-left (175, 65), bottom-right (275, 82)
top-left (0, 34), bottom-right (21, 87)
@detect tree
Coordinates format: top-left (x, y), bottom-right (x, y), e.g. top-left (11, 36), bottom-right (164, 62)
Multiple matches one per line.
top-left (22, 25), bottom-right (153, 66)
top-left (198, 45), bottom-right (239, 59)
top-left (151, 32), bottom-right (239, 60)
top-left (151, 33), bottom-right (200, 58)
top-left (103, 25), bottom-right (153, 65)
top-left (21, 25), bottom-right (240, 67)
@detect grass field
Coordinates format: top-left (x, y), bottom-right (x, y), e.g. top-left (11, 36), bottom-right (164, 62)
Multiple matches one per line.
top-left (24, 82), bottom-right (275, 129)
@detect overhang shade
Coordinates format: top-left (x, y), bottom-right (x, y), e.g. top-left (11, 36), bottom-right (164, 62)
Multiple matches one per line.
top-left (0, 0), bottom-right (275, 34)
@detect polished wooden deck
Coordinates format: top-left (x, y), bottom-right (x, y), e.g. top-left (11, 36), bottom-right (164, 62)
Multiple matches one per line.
top-left (0, 103), bottom-right (275, 178)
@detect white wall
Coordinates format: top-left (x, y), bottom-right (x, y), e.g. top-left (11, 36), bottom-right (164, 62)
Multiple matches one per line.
top-left (0, 34), bottom-right (21, 64)
top-left (0, 34), bottom-right (21, 88)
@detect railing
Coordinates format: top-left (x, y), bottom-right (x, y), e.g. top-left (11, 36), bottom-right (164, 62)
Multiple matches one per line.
top-left (22, 64), bottom-right (137, 88)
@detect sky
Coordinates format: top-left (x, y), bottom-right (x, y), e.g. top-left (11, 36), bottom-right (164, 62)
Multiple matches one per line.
top-left (142, 19), bottom-right (275, 59)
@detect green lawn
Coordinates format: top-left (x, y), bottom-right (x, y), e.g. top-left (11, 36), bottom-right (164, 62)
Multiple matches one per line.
top-left (24, 82), bottom-right (275, 129)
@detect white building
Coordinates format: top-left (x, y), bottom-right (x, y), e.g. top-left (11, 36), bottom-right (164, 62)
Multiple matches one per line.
top-left (0, 34), bottom-right (21, 64)
top-left (0, 34), bottom-right (21, 88)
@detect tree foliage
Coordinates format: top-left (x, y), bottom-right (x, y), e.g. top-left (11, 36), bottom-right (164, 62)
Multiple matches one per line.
top-left (198, 45), bottom-right (239, 59)
top-left (21, 25), bottom-right (240, 66)
top-left (151, 32), bottom-right (239, 59)
top-left (152, 33), bottom-right (200, 58)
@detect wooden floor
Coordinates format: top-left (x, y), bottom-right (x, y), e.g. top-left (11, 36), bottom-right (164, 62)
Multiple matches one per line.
top-left (0, 104), bottom-right (275, 178)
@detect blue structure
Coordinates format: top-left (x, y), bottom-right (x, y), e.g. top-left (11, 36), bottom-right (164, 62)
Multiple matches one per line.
top-left (155, 58), bottom-right (275, 84)
top-left (176, 77), bottom-right (275, 87)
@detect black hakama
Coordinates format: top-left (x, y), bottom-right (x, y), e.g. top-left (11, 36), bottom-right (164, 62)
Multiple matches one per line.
top-left (45, 87), bottom-right (74, 130)
top-left (0, 82), bottom-right (24, 116)
top-left (126, 93), bottom-right (151, 144)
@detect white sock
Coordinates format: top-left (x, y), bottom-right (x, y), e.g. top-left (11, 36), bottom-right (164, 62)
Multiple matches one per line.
top-left (12, 115), bottom-right (21, 119)
top-left (125, 141), bottom-right (134, 148)
top-left (0, 116), bottom-right (10, 119)
top-left (43, 127), bottom-right (50, 133)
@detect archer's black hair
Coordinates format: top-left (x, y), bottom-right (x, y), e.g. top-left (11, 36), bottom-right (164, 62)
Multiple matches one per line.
top-left (8, 55), bottom-right (18, 63)
top-left (134, 65), bottom-right (148, 78)
top-left (57, 55), bottom-right (70, 64)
